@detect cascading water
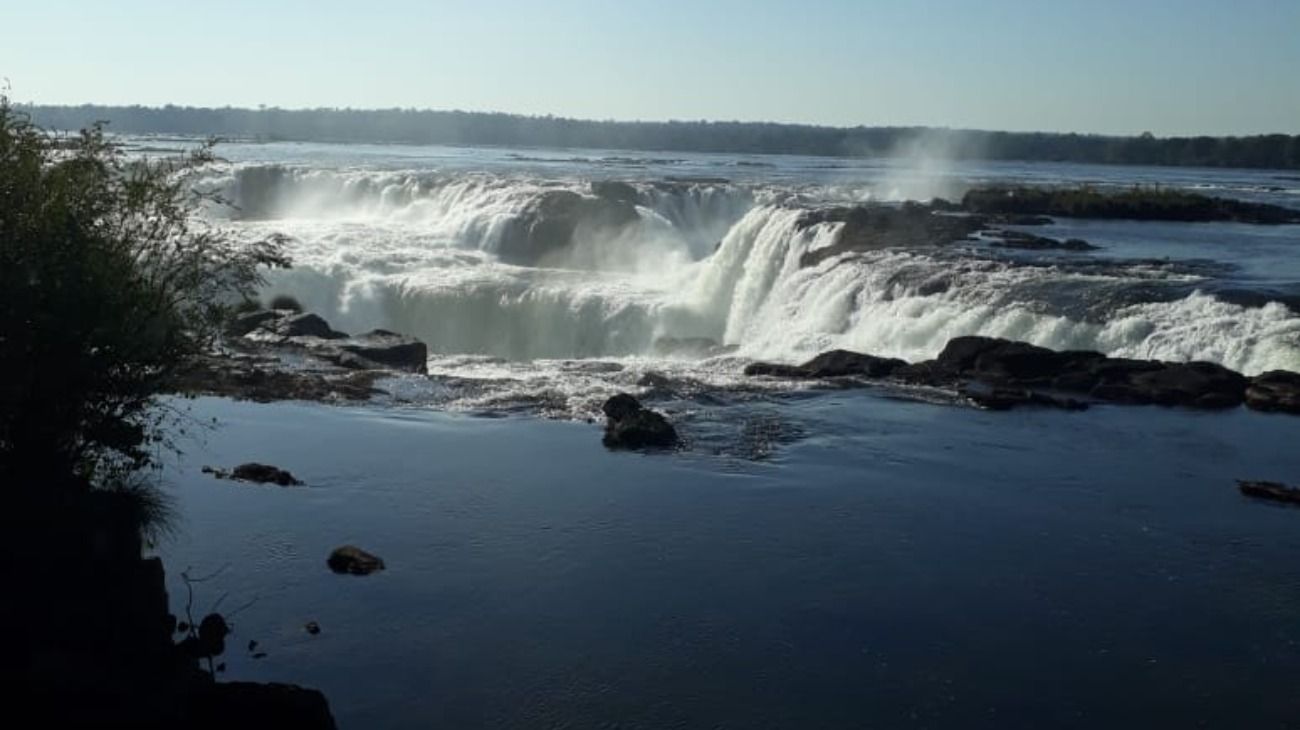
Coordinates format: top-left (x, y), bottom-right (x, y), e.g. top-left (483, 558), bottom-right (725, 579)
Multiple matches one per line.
top-left (190, 154), bottom-right (1300, 412)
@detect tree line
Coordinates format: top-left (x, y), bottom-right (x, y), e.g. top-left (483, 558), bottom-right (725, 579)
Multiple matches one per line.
top-left (22, 104), bottom-right (1300, 170)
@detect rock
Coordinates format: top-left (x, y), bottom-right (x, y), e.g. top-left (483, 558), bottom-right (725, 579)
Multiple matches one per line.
top-left (305, 621), bottom-right (321, 635)
top-left (799, 349), bottom-right (908, 378)
top-left (797, 203), bottom-right (986, 267)
top-left (268, 294), bottom-right (304, 312)
top-left (1120, 361), bottom-right (1247, 408)
top-left (961, 185), bottom-right (1300, 225)
top-left (591, 180), bottom-right (640, 204)
top-left (496, 189), bottom-right (641, 265)
top-left (230, 463), bottom-right (303, 486)
top-left (988, 229), bottom-right (1098, 251)
top-left (744, 362), bottom-right (810, 378)
top-left (226, 309), bottom-right (282, 337)
top-left (960, 383), bottom-right (1088, 411)
top-left (327, 545), bottom-right (385, 575)
top-left (601, 393), bottom-right (679, 450)
top-left (936, 337), bottom-right (1106, 384)
top-left (1238, 480), bottom-right (1300, 505)
top-left (332, 330), bottom-right (428, 374)
top-left (745, 350), bottom-right (906, 379)
top-left (1245, 370), bottom-right (1300, 414)
top-left (273, 313), bottom-right (347, 340)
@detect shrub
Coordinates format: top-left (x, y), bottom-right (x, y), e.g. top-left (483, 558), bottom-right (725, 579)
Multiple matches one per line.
top-left (269, 294), bottom-right (303, 312)
top-left (0, 97), bottom-right (290, 488)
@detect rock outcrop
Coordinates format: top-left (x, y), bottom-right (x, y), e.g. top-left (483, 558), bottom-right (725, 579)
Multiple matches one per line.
top-left (601, 393), bottom-right (679, 450)
top-left (496, 189), bottom-right (640, 265)
top-left (1238, 480), bottom-right (1300, 505)
top-left (745, 335), bottom-right (1290, 414)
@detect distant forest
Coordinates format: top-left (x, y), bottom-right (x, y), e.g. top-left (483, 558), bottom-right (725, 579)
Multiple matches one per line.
top-left (22, 105), bottom-right (1300, 170)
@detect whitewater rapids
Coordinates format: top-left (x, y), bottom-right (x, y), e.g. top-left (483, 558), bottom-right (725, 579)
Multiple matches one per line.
top-left (188, 153), bottom-right (1300, 415)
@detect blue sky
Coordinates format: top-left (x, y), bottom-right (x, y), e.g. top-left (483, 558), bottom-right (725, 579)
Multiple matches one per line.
top-left (2, 0), bottom-right (1297, 135)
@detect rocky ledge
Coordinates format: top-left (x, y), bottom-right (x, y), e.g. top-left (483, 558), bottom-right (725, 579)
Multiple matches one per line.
top-left (173, 309), bottom-right (429, 404)
top-left (746, 336), bottom-right (1300, 414)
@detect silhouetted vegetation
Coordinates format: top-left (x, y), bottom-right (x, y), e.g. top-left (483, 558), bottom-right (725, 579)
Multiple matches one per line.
top-left (961, 185), bottom-right (1300, 223)
top-left (21, 104), bottom-right (1300, 170)
top-left (0, 98), bottom-right (289, 490)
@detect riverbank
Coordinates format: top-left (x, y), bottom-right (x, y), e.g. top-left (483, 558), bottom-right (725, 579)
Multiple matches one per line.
top-left (157, 393), bottom-right (1300, 729)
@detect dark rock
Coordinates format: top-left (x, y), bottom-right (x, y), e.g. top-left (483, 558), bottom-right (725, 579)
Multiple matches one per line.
top-left (1245, 370), bottom-right (1300, 414)
top-left (961, 383), bottom-right (1088, 411)
top-left (332, 330), bottom-right (429, 374)
top-left (226, 309), bottom-right (282, 337)
top-left (273, 313), bottom-right (347, 340)
top-left (1121, 361), bottom-right (1247, 408)
top-left (988, 229), bottom-right (1098, 251)
top-left (497, 189), bottom-right (641, 265)
top-left (591, 180), bottom-right (640, 204)
top-left (305, 621), bottom-right (321, 635)
top-left (744, 362), bottom-right (811, 378)
top-left (797, 203), bottom-right (986, 267)
top-left (327, 545), bottom-right (385, 575)
top-left (962, 185), bottom-right (1300, 225)
top-left (230, 463), bottom-right (303, 486)
top-left (601, 393), bottom-right (679, 450)
top-left (1238, 480), bottom-right (1300, 505)
top-left (800, 349), bottom-right (908, 378)
top-left (268, 294), bottom-right (304, 312)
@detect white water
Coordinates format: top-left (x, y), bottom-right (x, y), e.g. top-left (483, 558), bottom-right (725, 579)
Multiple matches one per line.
top-left (192, 156), bottom-right (1300, 412)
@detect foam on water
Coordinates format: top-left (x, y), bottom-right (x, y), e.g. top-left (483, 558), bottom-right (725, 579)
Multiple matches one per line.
top-left (195, 159), bottom-right (1300, 414)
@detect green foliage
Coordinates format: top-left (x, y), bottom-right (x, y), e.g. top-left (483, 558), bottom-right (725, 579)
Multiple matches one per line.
top-left (960, 184), bottom-right (1300, 224)
top-left (0, 97), bottom-right (290, 488)
top-left (19, 104), bottom-right (1300, 170)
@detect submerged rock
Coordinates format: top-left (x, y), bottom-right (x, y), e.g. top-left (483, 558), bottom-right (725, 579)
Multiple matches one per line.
top-left (327, 545), bottom-right (386, 575)
top-left (745, 350), bottom-right (907, 379)
top-left (1238, 480), bottom-right (1300, 505)
top-left (988, 229), bottom-right (1098, 251)
top-left (601, 393), bottom-right (679, 450)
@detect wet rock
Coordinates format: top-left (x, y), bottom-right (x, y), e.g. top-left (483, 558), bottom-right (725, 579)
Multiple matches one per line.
top-left (800, 349), bottom-right (908, 378)
top-left (797, 203), bottom-right (986, 267)
top-left (591, 180), bottom-right (640, 204)
top-left (330, 330), bottom-right (429, 374)
top-left (228, 463), bottom-right (303, 486)
top-left (988, 229), bottom-right (1098, 251)
top-left (274, 313), bottom-right (348, 339)
top-left (960, 383), bottom-right (1088, 411)
top-left (1238, 480), bottom-right (1300, 505)
top-left (745, 350), bottom-right (906, 379)
top-left (327, 545), bottom-right (386, 575)
top-left (602, 393), bottom-right (679, 450)
top-left (226, 309), bottom-right (282, 337)
top-left (1120, 362), bottom-right (1247, 408)
top-left (1245, 370), bottom-right (1300, 414)
top-left (497, 189), bottom-right (641, 265)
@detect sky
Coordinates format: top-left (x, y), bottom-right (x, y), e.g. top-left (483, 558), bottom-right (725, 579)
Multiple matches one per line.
top-left (2, 0), bottom-right (1298, 136)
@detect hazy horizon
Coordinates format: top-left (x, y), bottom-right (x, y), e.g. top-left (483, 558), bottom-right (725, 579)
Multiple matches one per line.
top-left (3, 0), bottom-right (1298, 137)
